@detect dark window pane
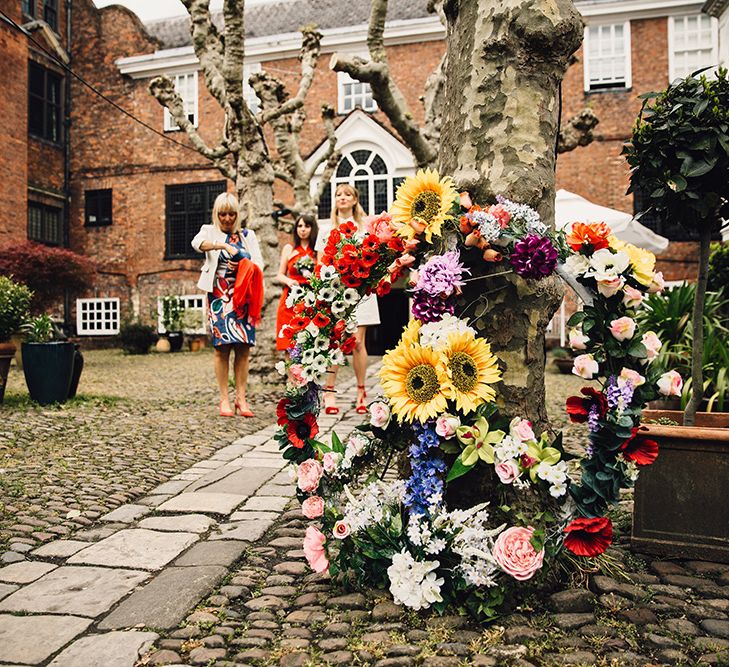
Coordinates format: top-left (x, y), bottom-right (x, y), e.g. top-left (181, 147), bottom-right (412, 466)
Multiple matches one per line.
top-left (317, 183), bottom-right (332, 220)
top-left (28, 202), bottom-right (62, 245)
top-left (370, 154), bottom-right (387, 174)
top-left (355, 179), bottom-right (369, 213)
top-left (28, 63), bottom-right (63, 143)
top-left (335, 158), bottom-right (352, 178)
top-left (373, 179), bottom-right (388, 213)
top-left (22, 0), bottom-right (35, 17)
top-left (29, 63), bottom-right (44, 96)
top-left (44, 0), bottom-right (57, 30)
top-left (28, 204), bottom-right (42, 241)
top-left (392, 177), bottom-right (406, 205)
top-left (85, 189), bottom-right (112, 227)
top-left (165, 181), bottom-right (226, 259)
top-left (351, 149), bottom-right (370, 165)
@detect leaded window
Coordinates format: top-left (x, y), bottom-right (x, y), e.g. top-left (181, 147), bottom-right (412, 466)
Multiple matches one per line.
top-left (165, 181), bottom-right (226, 259)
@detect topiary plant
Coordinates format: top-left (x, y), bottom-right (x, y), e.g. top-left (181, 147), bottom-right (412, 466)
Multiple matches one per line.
top-left (624, 67), bottom-right (729, 425)
top-left (0, 276), bottom-right (33, 343)
top-left (118, 321), bottom-right (157, 355)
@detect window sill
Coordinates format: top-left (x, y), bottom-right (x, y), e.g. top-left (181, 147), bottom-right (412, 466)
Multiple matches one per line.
top-left (29, 133), bottom-right (64, 149)
top-left (584, 86), bottom-right (632, 96)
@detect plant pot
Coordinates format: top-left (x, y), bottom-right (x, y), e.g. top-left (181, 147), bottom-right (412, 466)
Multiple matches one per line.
top-left (11, 334), bottom-right (24, 370)
top-left (553, 357), bottom-right (574, 374)
top-left (632, 409), bottom-right (729, 563)
top-left (67, 344), bottom-right (84, 399)
top-left (21, 341), bottom-right (75, 405)
top-left (0, 341), bottom-right (16, 403)
top-left (156, 337), bottom-right (172, 353)
top-left (188, 337), bottom-right (206, 352)
top-left (166, 332), bottom-right (184, 352)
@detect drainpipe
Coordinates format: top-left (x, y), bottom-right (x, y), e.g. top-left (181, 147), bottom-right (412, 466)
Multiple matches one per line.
top-left (63, 0), bottom-right (72, 331)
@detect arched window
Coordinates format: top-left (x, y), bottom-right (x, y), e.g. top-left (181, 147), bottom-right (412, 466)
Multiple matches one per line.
top-left (318, 149), bottom-right (405, 219)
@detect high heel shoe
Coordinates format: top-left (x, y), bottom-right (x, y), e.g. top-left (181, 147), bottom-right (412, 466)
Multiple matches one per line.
top-left (219, 400), bottom-right (234, 417)
top-left (355, 385), bottom-right (368, 414)
top-left (235, 400), bottom-right (254, 418)
top-left (323, 385), bottom-right (339, 415)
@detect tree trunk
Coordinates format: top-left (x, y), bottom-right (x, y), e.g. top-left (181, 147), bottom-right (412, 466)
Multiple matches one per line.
top-left (439, 0), bottom-right (583, 429)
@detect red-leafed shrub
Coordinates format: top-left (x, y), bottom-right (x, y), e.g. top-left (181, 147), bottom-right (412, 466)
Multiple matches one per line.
top-left (0, 242), bottom-right (96, 312)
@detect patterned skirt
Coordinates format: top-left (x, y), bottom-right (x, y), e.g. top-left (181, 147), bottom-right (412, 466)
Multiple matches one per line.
top-left (207, 273), bottom-right (256, 347)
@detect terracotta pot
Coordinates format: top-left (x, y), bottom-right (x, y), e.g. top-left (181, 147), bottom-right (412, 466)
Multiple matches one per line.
top-left (553, 357), bottom-right (574, 374)
top-left (155, 337), bottom-right (171, 353)
top-left (0, 341), bottom-right (16, 403)
top-left (632, 410), bottom-right (729, 563)
top-left (188, 337), bottom-right (205, 352)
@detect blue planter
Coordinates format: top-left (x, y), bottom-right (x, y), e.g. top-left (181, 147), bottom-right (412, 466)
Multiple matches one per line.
top-left (21, 341), bottom-right (75, 405)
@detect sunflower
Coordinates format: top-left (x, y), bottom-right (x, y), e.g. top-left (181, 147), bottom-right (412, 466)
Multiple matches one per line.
top-left (391, 169), bottom-right (458, 243)
top-left (441, 331), bottom-right (501, 414)
top-left (379, 341), bottom-right (448, 423)
top-left (400, 318), bottom-right (422, 348)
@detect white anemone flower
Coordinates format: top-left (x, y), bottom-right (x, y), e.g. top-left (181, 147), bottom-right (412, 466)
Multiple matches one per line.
top-left (313, 336), bottom-right (330, 352)
top-left (301, 348), bottom-right (316, 365)
top-left (318, 287), bottom-right (337, 302)
top-left (305, 322), bottom-right (320, 337)
top-left (331, 300), bottom-right (347, 316)
top-left (304, 291), bottom-right (316, 307)
top-left (312, 355), bottom-right (329, 373)
top-left (343, 288), bottom-right (360, 305)
top-left (320, 265), bottom-right (337, 281)
top-left (330, 349), bottom-right (345, 366)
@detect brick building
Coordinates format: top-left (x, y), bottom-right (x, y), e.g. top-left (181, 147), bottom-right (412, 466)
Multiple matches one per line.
top-left (0, 0), bottom-right (725, 344)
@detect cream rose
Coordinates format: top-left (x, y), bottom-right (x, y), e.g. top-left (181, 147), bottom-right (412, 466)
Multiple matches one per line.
top-left (657, 370), bottom-right (683, 397)
top-left (495, 460), bottom-right (520, 485)
top-left (609, 316), bottom-right (637, 341)
top-left (642, 331), bottom-right (662, 361)
top-left (435, 415), bottom-right (460, 439)
top-left (369, 401), bottom-right (391, 429)
top-left (568, 328), bottom-right (589, 351)
top-left (573, 354), bottom-right (599, 380)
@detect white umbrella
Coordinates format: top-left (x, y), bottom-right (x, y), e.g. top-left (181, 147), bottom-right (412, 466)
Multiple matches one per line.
top-left (555, 189), bottom-right (669, 254)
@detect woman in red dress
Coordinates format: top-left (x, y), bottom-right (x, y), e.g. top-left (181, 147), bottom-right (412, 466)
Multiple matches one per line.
top-left (275, 214), bottom-right (318, 351)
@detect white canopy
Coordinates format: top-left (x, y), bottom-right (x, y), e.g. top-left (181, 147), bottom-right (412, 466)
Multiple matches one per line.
top-left (555, 189), bottom-right (669, 254)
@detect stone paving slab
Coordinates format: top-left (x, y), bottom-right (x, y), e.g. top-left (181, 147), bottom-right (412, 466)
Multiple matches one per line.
top-left (100, 504), bottom-right (151, 523)
top-left (186, 466), bottom-right (278, 495)
top-left (0, 566), bottom-right (149, 617)
top-left (157, 492), bottom-right (247, 514)
top-left (0, 561), bottom-right (56, 584)
top-left (151, 480), bottom-right (192, 495)
top-left (0, 614), bottom-right (92, 665)
top-left (209, 444), bottom-right (252, 461)
top-left (32, 539), bottom-right (91, 559)
top-left (242, 496), bottom-right (290, 512)
top-left (97, 565), bottom-right (227, 631)
top-left (0, 583), bottom-right (18, 602)
top-left (173, 540), bottom-right (248, 567)
top-left (47, 630), bottom-right (159, 667)
top-left (137, 514), bottom-right (215, 533)
top-left (229, 510), bottom-right (280, 522)
top-left (210, 519), bottom-right (276, 542)
top-left (67, 529), bottom-right (198, 570)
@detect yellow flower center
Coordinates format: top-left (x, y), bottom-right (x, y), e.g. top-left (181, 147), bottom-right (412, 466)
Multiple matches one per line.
top-left (405, 363), bottom-right (440, 403)
top-left (410, 190), bottom-right (441, 223)
top-left (448, 351), bottom-right (478, 393)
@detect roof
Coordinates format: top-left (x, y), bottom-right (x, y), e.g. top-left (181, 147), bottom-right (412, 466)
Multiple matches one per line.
top-left (144, 0), bottom-right (433, 50)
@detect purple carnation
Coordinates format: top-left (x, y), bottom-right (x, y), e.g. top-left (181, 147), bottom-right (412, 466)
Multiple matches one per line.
top-left (509, 234), bottom-right (558, 279)
top-left (411, 292), bottom-right (455, 323)
top-left (414, 250), bottom-right (469, 297)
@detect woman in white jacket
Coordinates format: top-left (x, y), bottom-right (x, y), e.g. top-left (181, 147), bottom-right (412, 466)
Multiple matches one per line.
top-left (192, 193), bottom-right (264, 417)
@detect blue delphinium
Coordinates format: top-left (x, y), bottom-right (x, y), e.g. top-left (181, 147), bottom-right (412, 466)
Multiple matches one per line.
top-left (404, 422), bottom-right (445, 516)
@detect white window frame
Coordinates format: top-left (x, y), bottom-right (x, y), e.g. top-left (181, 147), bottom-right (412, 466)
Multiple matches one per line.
top-left (163, 72), bottom-right (199, 131)
top-left (337, 71), bottom-right (377, 115)
top-left (244, 62), bottom-right (262, 114)
top-left (76, 298), bottom-right (120, 336)
top-left (326, 150), bottom-right (394, 218)
top-left (668, 14), bottom-right (719, 81)
top-left (583, 21), bottom-right (632, 92)
top-left (156, 294), bottom-right (207, 335)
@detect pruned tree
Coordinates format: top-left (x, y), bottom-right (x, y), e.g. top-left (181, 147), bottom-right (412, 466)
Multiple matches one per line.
top-left (330, 0), bottom-right (597, 168)
top-left (148, 0), bottom-right (338, 351)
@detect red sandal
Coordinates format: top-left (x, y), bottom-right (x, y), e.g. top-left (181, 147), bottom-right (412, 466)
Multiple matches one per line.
top-left (323, 385), bottom-right (339, 415)
top-left (355, 385), bottom-right (368, 415)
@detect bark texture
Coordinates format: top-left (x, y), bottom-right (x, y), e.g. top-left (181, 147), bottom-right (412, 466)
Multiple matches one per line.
top-left (439, 0), bottom-right (583, 428)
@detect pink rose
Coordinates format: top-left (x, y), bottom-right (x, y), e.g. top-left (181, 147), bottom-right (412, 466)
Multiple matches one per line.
top-left (322, 451), bottom-right (341, 474)
top-left (297, 459), bottom-right (323, 493)
top-left (346, 435), bottom-right (368, 458)
top-left (618, 368), bottom-right (645, 388)
top-left (622, 285), bottom-right (644, 308)
top-left (568, 328), bottom-right (589, 351)
top-left (369, 401), bottom-right (391, 429)
top-left (493, 526), bottom-right (545, 581)
top-left (657, 370), bottom-right (683, 397)
top-left (303, 526), bottom-right (329, 573)
top-left (301, 496), bottom-right (324, 519)
top-left (573, 354), bottom-right (599, 379)
top-left (597, 276), bottom-right (624, 298)
top-left (489, 204), bottom-right (511, 228)
top-left (495, 460), bottom-right (520, 484)
top-left (288, 364), bottom-right (307, 387)
top-left (435, 415), bottom-right (460, 439)
top-left (459, 191), bottom-right (473, 210)
top-left (510, 417), bottom-right (535, 442)
top-left (649, 271), bottom-right (665, 294)
top-left (332, 520), bottom-right (351, 539)
top-left (609, 316), bottom-right (636, 341)
top-left (642, 331), bottom-right (662, 361)
top-left (365, 212), bottom-right (394, 242)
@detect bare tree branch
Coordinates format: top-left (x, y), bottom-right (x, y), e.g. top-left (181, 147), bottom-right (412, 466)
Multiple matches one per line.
top-left (222, 0), bottom-right (246, 117)
top-left (557, 108), bottom-right (600, 154)
top-left (306, 105), bottom-right (340, 182)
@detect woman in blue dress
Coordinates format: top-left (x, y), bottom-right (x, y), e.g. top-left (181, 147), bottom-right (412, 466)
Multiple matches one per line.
top-left (192, 193), bottom-right (264, 417)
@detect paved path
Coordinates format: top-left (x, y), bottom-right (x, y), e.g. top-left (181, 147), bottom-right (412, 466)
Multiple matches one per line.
top-left (0, 372), bottom-right (368, 667)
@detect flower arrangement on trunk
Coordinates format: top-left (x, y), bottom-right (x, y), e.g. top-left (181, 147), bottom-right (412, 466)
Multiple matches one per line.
top-left (276, 168), bottom-right (672, 620)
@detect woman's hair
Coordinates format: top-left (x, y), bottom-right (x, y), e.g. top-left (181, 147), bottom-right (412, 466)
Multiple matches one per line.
top-left (211, 192), bottom-right (242, 232)
top-left (293, 213), bottom-right (318, 249)
top-left (330, 183), bottom-right (365, 228)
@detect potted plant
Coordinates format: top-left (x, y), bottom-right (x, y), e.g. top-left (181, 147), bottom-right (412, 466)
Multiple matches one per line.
top-left (0, 277), bottom-right (33, 403)
top-left (551, 346), bottom-right (575, 374)
top-left (160, 296), bottom-right (185, 352)
top-left (21, 314), bottom-right (77, 405)
top-left (119, 320), bottom-right (157, 355)
top-left (624, 67), bottom-right (729, 561)
top-left (181, 309), bottom-right (206, 351)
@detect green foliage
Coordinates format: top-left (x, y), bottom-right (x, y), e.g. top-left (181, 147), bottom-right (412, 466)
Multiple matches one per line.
top-left (118, 321), bottom-right (157, 355)
top-left (23, 314), bottom-right (60, 343)
top-left (160, 296), bottom-right (184, 332)
top-left (0, 276), bottom-right (33, 342)
top-left (708, 242), bottom-right (729, 305)
top-left (624, 67), bottom-right (729, 232)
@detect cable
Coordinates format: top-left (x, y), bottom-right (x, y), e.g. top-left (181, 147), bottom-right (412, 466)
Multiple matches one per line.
top-left (0, 9), bottom-right (201, 154)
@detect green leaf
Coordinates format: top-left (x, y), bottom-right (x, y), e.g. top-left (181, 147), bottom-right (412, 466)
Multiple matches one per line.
top-left (331, 431), bottom-right (345, 455)
top-left (680, 156), bottom-right (717, 178)
top-left (446, 453), bottom-right (476, 483)
top-left (567, 311), bottom-right (586, 327)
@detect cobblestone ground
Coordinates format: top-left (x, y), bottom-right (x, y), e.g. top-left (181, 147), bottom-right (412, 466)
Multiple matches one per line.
top-left (0, 348), bottom-right (292, 558)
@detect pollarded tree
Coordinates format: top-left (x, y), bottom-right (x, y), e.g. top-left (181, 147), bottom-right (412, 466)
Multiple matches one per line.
top-left (148, 1), bottom-right (339, 348)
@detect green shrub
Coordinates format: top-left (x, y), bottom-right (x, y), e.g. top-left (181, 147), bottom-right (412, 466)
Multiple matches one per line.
top-left (118, 322), bottom-right (157, 355)
top-left (0, 276), bottom-right (33, 342)
top-left (160, 296), bottom-right (184, 332)
top-left (23, 314), bottom-right (59, 343)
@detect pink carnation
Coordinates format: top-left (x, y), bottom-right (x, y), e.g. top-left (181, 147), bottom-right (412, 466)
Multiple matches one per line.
top-left (489, 203), bottom-right (511, 228)
top-left (288, 364), bottom-right (307, 387)
top-left (301, 496), bottom-right (324, 519)
top-left (493, 526), bottom-right (545, 581)
top-left (303, 526), bottom-right (329, 573)
top-left (297, 459), bottom-right (323, 493)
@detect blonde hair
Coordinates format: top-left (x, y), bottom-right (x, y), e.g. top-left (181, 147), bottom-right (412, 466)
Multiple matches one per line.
top-left (330, 183), bottom-right (365, 228)
top-left (211, 192), bottom-right (242, 233)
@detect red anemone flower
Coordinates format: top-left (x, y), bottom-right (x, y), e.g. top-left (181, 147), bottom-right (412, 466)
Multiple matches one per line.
top-left (620, 427), bottom-right (659, 466)
top-left (564, 516), bottom-right (613, 557)
top-left (286, 412), bottom-right (319, 449)
top-left (333, 319), bottom-right (347, 338)
top-left (376, 280), bottom-right (392, 297)
top-left (362, 235), bottom-right (379, 252)
top-left (341, 274), bottom-right (362, 288)
top-left (333, 257), bottom-right (349, 274)
top-left (312, 313), bottom-right (331, 329)
top-left (341, 336), bottom-right (357, 354)
top-left (361, 249), bottom-right (379, 267)
top-left (566, 387), bottom-right (608, 424)
top-left (338, 221), bottom-right (357, 237)
top-left (289, 315), bottom-right (310, 332)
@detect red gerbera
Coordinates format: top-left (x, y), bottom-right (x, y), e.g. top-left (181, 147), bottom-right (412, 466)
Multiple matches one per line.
top-left (286, 412), bottom-right (319, 449)
top-left (312, 313), bottom-right (331, 328)
top-left (620, 427), bottom-right (659, 466)
top-left (566, 387), bottom-right (608, 424)
top-left (338, 221), bottom-right (357, 237)
top-left (564, 516), bottom-right (613, 557)
top-left (341, 336), bottom-right (356, 354)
